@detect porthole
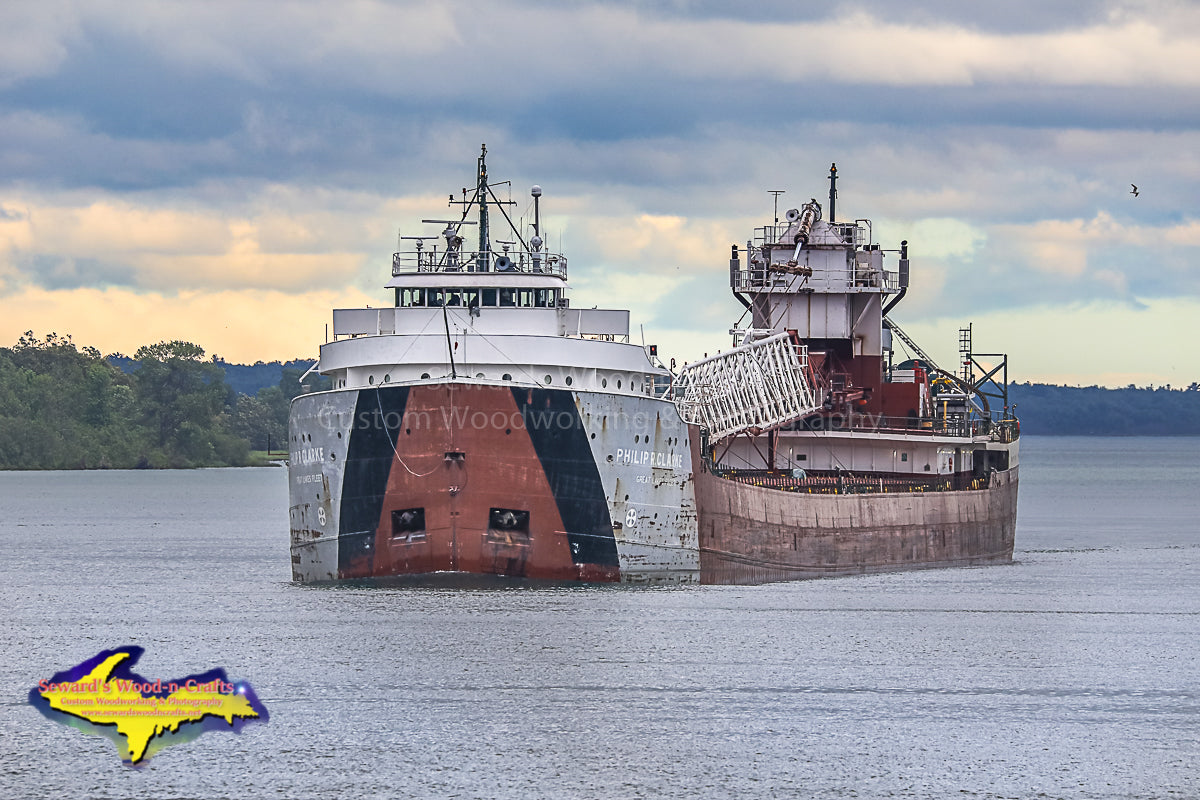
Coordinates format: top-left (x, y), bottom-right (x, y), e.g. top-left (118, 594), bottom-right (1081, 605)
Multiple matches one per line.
top-left (476, 372), bottom-right (484, 379)
top-left (634, 435), bottom-right (640, 443)
top-left (421, 372), bottom-right (430, 380)
top-left (617, 379), bottom-right (622, 389)
top-left (505, 428), bottom-right (512, 435)
top-left (383, 374), bottom-right (391, 383)
top-left (565, 376), bottom-right (573, 386)
top-left (337, 432), bottom-right (342, 439)
top-left (545, 375), bottom-right (553, 385)
top-left (602, 378), bottom-right (608, 388)
top-left (405, 428), bottom-right (411, 435)
top-left (368, 375), bottom-right (374, 385)
top-left (329, 451), bottom-right (336, 461)
top-left (503, 373), bottom-right (513, 381)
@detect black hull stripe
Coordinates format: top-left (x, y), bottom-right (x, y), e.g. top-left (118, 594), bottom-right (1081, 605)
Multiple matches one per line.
top-left (512, 388), bottom-right (619, 567)
top-left (339, 386), bottom-right (410, 575)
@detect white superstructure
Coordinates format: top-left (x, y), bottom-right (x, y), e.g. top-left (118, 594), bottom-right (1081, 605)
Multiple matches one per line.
top-left (287, 146), bottom-right (700, 584)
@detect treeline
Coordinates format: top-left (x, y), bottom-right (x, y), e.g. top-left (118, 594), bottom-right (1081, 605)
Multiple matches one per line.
top-left (1008, 382), bottom-right (1200, 435)
top-left (107, 354), bottom-right (318, 397)
top-left (0, 332), bottom-right (326, 470)
top-left (4, 331), bottom-right (1199, 469)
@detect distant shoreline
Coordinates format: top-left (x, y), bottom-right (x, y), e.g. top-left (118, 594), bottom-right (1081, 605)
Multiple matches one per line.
top-left (3, 333), bottom-right (1199, 470)
top-left (1008, 382), bottom-right (1200, 436)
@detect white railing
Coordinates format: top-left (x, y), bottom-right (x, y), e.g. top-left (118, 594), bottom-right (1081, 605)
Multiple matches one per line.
top-left (392, 249), bottom-right (568, 278)
top-left (732, 266), bottom-right (897, 293)
top-left (755, 221), bottom-right (866, 250)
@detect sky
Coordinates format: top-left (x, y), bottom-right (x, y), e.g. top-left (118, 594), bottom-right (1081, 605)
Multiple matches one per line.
top-left (1, 0), bottom-right (1198, 387)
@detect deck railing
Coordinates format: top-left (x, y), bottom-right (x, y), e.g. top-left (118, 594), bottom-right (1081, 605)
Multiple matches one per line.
top-left (714, 468), bottom-right (992, 494)
top-left (392, 249), bottom-right (568, 278)
top-left (784, 413), bottom-right (1018, 441)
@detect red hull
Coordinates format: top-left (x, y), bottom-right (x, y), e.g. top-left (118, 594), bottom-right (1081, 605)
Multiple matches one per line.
top-left (339, 384), bottom-right (620, 583)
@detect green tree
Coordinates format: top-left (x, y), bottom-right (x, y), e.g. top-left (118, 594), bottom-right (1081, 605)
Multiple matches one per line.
top-left (0, 332), bottom-right (146, 468)
top-left (132, 341), bottom-right (246, 467)
top-left (231, 391), bottom-right (285, 451)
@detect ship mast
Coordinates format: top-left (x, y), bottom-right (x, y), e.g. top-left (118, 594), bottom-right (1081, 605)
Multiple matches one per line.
top-left (476, 144), bottom-right (490, 272)
top-left (828, 162), bottom-right (837, 222)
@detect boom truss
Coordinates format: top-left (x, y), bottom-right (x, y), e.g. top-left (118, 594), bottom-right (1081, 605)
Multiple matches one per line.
top-left (675, 332), bottom-right (822, 442)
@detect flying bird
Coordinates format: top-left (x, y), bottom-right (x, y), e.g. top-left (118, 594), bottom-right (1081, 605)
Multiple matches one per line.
top-left (1130, 184), bottom-right (1139, 197)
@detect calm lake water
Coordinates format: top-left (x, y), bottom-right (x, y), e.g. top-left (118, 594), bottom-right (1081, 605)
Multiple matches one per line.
top-left (2, 435), bottom-right (1198, 799)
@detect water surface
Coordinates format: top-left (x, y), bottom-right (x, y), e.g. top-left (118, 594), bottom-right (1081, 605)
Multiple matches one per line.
top-left (1, 436), bottom-right (1197, 799)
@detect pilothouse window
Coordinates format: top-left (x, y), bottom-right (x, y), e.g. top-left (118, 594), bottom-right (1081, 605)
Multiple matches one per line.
top-left (414, 286), bottom-right (558, 310)
top-left (399, 288), bottom-right (426, 307)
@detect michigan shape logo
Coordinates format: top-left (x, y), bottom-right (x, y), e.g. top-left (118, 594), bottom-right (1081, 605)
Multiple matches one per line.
top-left (28, 646), bottom-right (267, 766)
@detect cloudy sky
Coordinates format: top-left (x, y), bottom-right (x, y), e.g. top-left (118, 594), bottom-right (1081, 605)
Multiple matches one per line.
top-left (2, 0), bottom-right (1197, 386)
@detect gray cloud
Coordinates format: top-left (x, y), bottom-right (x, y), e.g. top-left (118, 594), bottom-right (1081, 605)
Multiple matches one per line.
top-left (15, 254), bottom-right (139, 292)
top-left (509, 0), bottom-right (1131, 33)
top-left (0, 0), bottom-right (1198, 329)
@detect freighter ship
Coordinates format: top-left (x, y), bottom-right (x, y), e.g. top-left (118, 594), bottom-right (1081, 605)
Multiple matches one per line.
top-left (288, 151), bottom-right (1018, 584)
top-left (288, 146), bottom-right (699, 583)
top-left (677, 165), bottom-right (1018, 583)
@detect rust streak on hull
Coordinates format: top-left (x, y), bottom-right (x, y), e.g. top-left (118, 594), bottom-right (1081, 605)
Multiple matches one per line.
top-left (690, 433), bottom-right (1017, 585)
